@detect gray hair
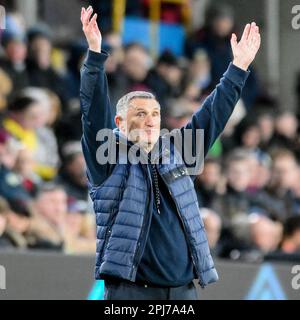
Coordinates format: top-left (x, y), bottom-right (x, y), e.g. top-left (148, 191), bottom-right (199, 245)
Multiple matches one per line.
top-left (116, 91), bottom-right (159, 118)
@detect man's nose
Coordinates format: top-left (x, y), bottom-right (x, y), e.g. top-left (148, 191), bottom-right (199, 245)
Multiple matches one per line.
top-left (145, 115), bottom-right (155, 126)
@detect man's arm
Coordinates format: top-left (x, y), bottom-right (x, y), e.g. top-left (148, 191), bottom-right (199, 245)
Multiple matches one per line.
top-left (80, 6), bottom-right (114, 186)
top-left (181, 22), bottom-right (261, 176)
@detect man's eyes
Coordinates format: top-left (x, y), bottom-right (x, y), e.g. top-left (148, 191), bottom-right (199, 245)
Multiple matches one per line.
top-left (136, 111), bottom-right (160, 117)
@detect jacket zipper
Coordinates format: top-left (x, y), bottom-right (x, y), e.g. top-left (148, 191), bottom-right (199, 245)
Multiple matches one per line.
top-left (160, 173), bottom-right (206, 289)
top-left (130, 165), bottom-right (153, 280)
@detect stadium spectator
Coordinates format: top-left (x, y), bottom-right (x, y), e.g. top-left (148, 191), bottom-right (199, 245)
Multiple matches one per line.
top-left (201, 208), bottom-right (222, 255)
top-left (121, 43), bottom-right (152, 92)
top-left (185, 4), bottom-right (260, 110)
top-left (26, 26), bottom-right (66, 102)
top-left (249, 214), bottom-right (283, 253)
top-left (63, 211), bottom-right (96, 254)
top-left (0, 129), bottom-right (31, 205)
top-left (13, 146), bottom-right (41, 197)
top-left (55, 141), bottom-right (88, 209)
top-left (269, 111), bottom-right (300, 160)
top-left (0, 31), bottom-right (30, 95)
top-left (31, 183), bottom-right (95, 253)
top-left (103, 32), bottom-right (125, 112)
top-left (31, 184), bottom-right (66, 250)
top-left (234, 116), bottom-right (261, 151)
top-left (0, 197), bottom-right (15, 248)
top-left (194, 158), bottom-right (223, 209)
top-left (257, 112), bottom-right (275, 152)
top-left (184, 49), bottom-right (212, 102)
top-left (265, 149), bottom-right (300, 219)
top-left (162, 97), bottom-right (194, 131)
top-left (280, 216), bottom-right (300, 253)
top-left (2, 89), bottom-right (59, 180)
top-left (146, 51), bottom-right (185, 106)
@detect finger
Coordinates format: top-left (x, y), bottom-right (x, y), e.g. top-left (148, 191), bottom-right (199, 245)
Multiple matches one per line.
top-left (88, 13), bottom-right (98, 29)
top-left (254, 33), bottom-right (261, 49)
top-left (231, 33), bottom-right (238, 50)
top-left (81, 7), bottom-right (84, 22)
top-left (83, 6), bottom-right (93, 26)
top-left (248, 22), bottom-right (257, 43)
top-left (241, 23), bottom-right (251, 42)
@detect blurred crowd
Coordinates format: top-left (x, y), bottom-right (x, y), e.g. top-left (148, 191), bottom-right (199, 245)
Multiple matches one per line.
top-left (0, 3), bottom-right (300, 263)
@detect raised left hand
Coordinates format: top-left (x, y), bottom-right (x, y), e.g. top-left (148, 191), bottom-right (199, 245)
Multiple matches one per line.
top-left (231, 22), bottom-right (261, 71)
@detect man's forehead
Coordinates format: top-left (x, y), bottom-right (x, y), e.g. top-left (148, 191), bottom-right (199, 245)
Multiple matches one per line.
top-left (128, 98), bottom-right (160, 111)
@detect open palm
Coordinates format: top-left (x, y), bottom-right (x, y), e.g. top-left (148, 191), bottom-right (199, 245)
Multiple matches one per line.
top-left (81, 6), bottom-right (102, 53)
top-left (231, 22), bottom-right (261, 71)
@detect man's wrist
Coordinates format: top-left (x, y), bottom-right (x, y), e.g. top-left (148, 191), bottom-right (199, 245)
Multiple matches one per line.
top-left (89, 47), bottom-right (101, 53)
top-left (232, 59), bottom-right (249, 71)
top-left (89, 41), bottom-right (101, 53)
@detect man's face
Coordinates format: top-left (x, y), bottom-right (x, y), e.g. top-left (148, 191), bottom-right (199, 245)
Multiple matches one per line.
top-left (200, 162), bottom-right (221, 189)
top-left (35, 190), bottom-right (68, 227)
top-left (66, 154), bottom-right (87, 187)
top-left (227, 160), bottom-right (252, 192)
top-left (116, 98), bottom-right (161, 150)
top-left (123, 47), bottom-right (150, 81)
top-left (272, 156), bottom-right (299, 190)
top-left (6, 40), bottom-right (27, 64)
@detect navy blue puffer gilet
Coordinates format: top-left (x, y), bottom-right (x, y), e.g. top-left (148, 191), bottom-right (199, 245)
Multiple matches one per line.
top-left (89, 129), bottom-right (218, 288)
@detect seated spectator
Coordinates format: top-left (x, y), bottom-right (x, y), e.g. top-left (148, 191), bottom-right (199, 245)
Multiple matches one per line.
top-left (201, 208), bottom-right (222, 255)
top-left (5, 201), bottom-right (32, 249)
top-left (2, 89), bottom-right (59, 180)
top-left (234, 116), bottom-right (262, 152)
top-left (247, 151), bottom-right (272, 193)
top-left (64, 211), bottom-right (96, 254)
top-left (32, 183), bottom-right (95, 253)
top-left (269, 111), bottom-right (300, 160)
top-left (26, 26), bottom-right (66, 102)
top-left (121, 43), bottom-right (152, 93)
top-left (185, 49), bottom-right (212, 101)
top-left (13, 146), bottom-right (41, 197)
top-left (280, 216), bottom-right (300, 253)
top-left (103, 32), bottom-right (124, 110)
top-left (0, 129), bottom-right (31, 204)
top-left (162, 97), bottom-right (194, 131)
top-left (31, 184), bottom-right (66, 250)
top-left (185, 3), bottom-right (259, 109)
top-left (64, 40), bottom-right (88, 105)
top-left (212, 149), bottom-right (278, 256)
top-left (0, 31), bottom-right (30, 94)
top-left (249, 214), bottom-right (283, 254)
top-left (0, 197), bottom-right (15, 249)
top-left (146, 51), bottom-right (185, 106)
top-left (257, 111), bottom-right (275, 152)
top-left (194, 158), bottom-right (223, 208)
top-left (265, 149), bottom-right (300, 219)
top-left (212, 149), bottom-right (256, 228)
top-left (55, 141), bottom-right (88, 209)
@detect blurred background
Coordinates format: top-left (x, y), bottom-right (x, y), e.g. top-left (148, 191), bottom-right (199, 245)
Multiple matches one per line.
top-left (0, 0), bottom-right (300, 300)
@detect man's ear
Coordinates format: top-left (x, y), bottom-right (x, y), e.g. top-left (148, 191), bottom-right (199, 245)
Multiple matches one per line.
top-left (115, 115), bottom-right (126, 133)
top-left (114, 115), bottom-right (120, 128)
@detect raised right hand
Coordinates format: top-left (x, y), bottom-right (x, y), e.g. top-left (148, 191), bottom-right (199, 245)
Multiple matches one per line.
top-left (81, 6), bottom-right (102, 53)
